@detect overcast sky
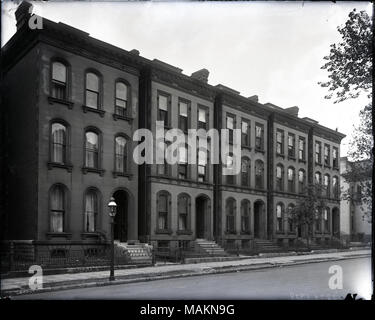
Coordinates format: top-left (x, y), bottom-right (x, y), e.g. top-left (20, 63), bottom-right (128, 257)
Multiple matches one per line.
top-left (2, 1), bottom-right (372, 156)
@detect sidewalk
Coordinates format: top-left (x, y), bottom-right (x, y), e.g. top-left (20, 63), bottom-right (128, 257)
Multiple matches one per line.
top-left (1, 249), bottom-right (370, 297)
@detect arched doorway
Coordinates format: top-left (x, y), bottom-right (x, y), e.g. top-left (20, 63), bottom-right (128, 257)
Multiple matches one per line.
top-left (254, 200), bottom-right (265, 239)
top-left (113, 190), bottom-right (128, 242)
top-left (196, 195), bottom-right (210, 239)
top-left (332, 207), bottom-right (340, 238)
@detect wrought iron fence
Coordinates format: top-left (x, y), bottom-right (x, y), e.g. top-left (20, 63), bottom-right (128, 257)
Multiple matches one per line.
top-left (0, 241), bottom-right (130, 273)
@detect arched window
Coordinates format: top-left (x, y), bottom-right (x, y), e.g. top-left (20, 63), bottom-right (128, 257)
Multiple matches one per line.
top-left (315, 171), bottom-right (321, 184)
top-left (226, 198), bottom-right (236, 233)
top-left (324, 174), bottom-right (331, 198)
top-left (49, 184), bottom-right (66, 232)
top-left (115, 81), bottom-right (129, 117)
top-left (287, 167), bottom-right (295, 193)
top-left (255, 160), bottom-right (264, 189)
top-left (287, 204), bottom-right (295, 232)
top-left (332, 176), bottom-right (339, 199)
top-left (157, 191), bottom-right (170, 230)
top-left (51, 61), bottom-right (67, 100)
top-left (85, 130), bottom-right (100, 169)
top-left (298, 169), bottom-right (306, 194)
top-left (276, 203), bottom-right (284, 232)
top-left (323, 207), bottom-right (330, 232)
top-left (315, 208), bottom-right (322, 232)
top-left (85, 72), bottom-right (101, 109)
top-left (84, 189), bottom-right (99, 232)
top-left (241, 157), bottom-right (250, 187)
top-left (178, 194), bottom-right (190, 231)
top-left (115, 135), bottom-right (128, 173)
top-left (51, 122), bottom-right (67, 164)
top-left (241, 200), bottom-right (250, 233)
top-left (276, 164), bottom-right (284, 191)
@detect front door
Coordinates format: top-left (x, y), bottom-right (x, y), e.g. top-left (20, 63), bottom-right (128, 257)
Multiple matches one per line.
top-left (196, 197), bottom-right (206, 238)
top-left (113, 190), bottom-right (128, 242)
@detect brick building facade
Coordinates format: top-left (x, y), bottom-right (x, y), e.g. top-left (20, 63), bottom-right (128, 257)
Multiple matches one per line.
top-left (1, 3), bottom-right (346, 255)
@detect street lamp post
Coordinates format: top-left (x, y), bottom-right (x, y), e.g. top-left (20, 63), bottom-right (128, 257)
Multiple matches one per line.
top-left (108, 197), bottom-right (117, 281)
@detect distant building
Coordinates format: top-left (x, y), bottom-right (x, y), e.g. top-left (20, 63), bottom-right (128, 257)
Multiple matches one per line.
top-left (340, 157), bottom-right (372, 243)
top-left (1, 2), bottom-right (346, 257)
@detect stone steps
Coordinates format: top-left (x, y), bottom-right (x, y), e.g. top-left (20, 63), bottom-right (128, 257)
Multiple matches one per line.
top-left (114, 242), bottom-right (152, 265)
top-left (194, 239), bottom-right (228, 256)
top-left (254, 239), bottom-right (282, 252)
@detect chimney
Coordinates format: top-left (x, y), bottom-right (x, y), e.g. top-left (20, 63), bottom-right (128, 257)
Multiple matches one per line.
top-left (284, 106), bottom-right (299, 117)
top-left (129, 49), bottom-right (140, 56)
top-left (15, 1), bottom-right (33, 30)
top-left (191, 68), bottom-right (209, 83)
top-left (248, 95), bottom-right (259, 102)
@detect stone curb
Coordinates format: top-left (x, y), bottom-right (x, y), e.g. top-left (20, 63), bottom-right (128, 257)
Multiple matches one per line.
top-left (1, 252), bottom-right (370, 298)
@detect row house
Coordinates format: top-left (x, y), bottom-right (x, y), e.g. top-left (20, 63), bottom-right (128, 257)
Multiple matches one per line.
top-left (1, 3), bottom-right (346, 256)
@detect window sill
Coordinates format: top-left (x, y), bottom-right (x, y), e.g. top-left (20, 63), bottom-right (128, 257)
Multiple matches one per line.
top-left (298, 159), bottom-right (306, 164)
top-left (46, 232), bottom-right (72, 240)
top-left (177, 230), bottom-right (193, 235)
top-left (47, 162), bottom-right (73, 172)
top-left (81, 232), bottom-right (101, 240)
top-left (332, 166), bottom-right (339, 171)
top-left (315, 162), bottom-right (323, 167)
top-left (240, 231), bottom-right (251, 235)
top-left (255, 148), bottom-right (265, 154)
top-left (82, 105), bottom-right (105, 117)
top-left (48, 96), bottom-right (74, 109)
top-left (225, 231), bottom-right (237, 235)
top-left (288, 156), bottom-right (296, 161)
top-left (112, 113), bottom-right (134, 123)
top-left (155, 229), bottom-right (173, 235)
top-left (324, 165), bottom-right (331, 169)
top-left (241, 145), bottom-right (252, 151)
top-left (82, 167), bottom-right (105, 176)
top-left (276, 153), bottom-right (285, 159)
top-left (112, 171), bottom-right (133, 179)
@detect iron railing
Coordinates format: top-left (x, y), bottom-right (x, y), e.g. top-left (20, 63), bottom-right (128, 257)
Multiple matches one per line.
top-left (0, 241), bottom-right (130, 273)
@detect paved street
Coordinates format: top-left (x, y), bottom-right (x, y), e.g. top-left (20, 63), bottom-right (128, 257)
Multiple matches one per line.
top-left (15, 257), bottom-right (371, 300)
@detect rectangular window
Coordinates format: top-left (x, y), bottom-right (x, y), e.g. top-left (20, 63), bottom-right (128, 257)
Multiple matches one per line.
top-left (241, 119), bottom-right (250, 147)
top-left (298, 137), bottom-right (306, 161)
top-left (178, 100), bottom-right (189, 132)
top-left (288, 133), bottom-right (295, 158)
top-left (324, 144), bottom-right (330, 166)
top-left (255, 123), bottom-right (264, 150)
top-left (198, 148), bottom-right (207, 182)
top-left (226, 154), bottom-right (235, 185)
top-left (158, 93), bottom-right (170, 127)
top-left (276, 129), bottom-right (284, 155)
top-left (86, 72), bottom-right (100, 109)
top-left (226, 115), bottom-right (234, 144)
top-left (198, 107), bottom-right (208, 130)
top-left (332, 147), bottom-right (338, 168)
top-left (315, 141), bottom-right (322, 164)
top-left (178, 145), bottom-right (188, 180)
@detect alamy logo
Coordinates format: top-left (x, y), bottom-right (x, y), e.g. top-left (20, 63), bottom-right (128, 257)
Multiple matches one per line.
top-left (28, 265), bottom-right (43, 290)
top-left (133, 121), bottom-right (242, 175)
top-left (28, 6), bottom-right (43, 30)
top-left (328, 265), bottom-right (343, 290)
